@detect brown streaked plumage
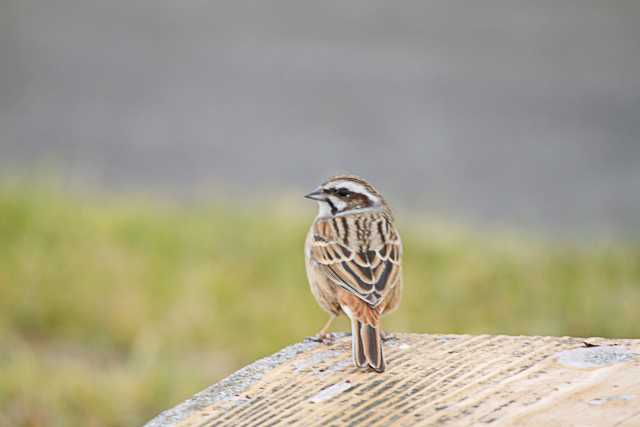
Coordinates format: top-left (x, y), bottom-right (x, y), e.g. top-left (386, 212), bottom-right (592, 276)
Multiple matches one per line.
top-left (304, 175), bottom-right (403, 373)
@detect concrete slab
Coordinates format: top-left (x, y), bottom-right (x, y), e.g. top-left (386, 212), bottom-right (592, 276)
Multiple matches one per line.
top-left (145, 334), bottom-right (640, 426)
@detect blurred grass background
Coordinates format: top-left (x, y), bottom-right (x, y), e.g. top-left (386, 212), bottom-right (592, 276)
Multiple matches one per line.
top-left (0, 184), bottom-right (639, 427)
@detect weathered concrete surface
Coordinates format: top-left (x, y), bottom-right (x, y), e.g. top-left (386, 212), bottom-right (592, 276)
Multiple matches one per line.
top-left (145, 334), bottom-right (640, 426)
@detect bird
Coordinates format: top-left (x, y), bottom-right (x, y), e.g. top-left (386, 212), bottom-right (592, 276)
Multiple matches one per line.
top-left (304, 175), bottom-right (403, 373)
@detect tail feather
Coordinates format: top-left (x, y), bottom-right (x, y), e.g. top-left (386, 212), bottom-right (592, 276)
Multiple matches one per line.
top-left (351, 318), bottom-right (367, 367)
top-left (351, 319), bottom-right (385, 373)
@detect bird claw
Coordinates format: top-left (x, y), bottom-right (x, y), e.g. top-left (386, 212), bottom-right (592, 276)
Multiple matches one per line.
top-left (306, 332), bottom-right (336, 345)
top-left (381, 333), bottom-right (398, 343)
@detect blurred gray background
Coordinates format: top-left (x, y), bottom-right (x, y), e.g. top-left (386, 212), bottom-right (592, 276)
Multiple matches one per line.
top-left (1, 0), bottom-right (639, 237)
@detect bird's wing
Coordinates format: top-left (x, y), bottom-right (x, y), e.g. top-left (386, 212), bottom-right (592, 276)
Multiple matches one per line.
top-left (309, 215), bottom-right (402, 307)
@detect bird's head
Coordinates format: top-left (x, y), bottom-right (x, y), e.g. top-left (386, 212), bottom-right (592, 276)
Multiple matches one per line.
top-left (305, 175), bottom-right (389, 218)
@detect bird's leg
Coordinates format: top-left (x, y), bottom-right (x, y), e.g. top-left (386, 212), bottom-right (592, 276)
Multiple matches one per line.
top-left (317, 314), bottom-right (336, 337)
top-left (308, 315), bottom-right (336, 344)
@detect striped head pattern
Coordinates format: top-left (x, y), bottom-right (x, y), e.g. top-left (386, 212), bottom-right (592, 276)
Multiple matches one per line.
top-left (304, 175), bottom-right (390, 218)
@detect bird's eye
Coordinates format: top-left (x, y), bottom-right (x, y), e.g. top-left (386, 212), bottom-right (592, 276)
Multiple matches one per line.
top-left (336, 188), bottom-right (351, 197)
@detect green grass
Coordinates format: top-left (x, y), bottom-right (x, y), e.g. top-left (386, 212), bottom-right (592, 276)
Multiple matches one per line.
top-left (0, 185), bottom-right (638, 426)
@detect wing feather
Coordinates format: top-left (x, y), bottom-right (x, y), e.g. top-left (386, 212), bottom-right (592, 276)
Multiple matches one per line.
top-left (310, 214), bottom-right (402, 307)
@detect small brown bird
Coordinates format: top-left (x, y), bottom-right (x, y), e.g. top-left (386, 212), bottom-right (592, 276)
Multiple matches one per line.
top-left (304, 175), bottom-right (403, 373)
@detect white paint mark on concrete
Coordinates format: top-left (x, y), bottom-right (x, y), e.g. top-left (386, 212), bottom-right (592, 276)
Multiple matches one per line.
top-left (588, 395), bottom-right (634, 406)
top-left (309, 381), bottom-right (353, 403)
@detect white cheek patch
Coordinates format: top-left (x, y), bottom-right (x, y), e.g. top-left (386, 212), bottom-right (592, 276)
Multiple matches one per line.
top-left (316, 195), bottom-right (347, 218)
top-left (316, 201), bottom-right (333, 218)
top-left (316, 198), bottom-right (346, 218)
top-left (328, 196), bottom-right (347, 212)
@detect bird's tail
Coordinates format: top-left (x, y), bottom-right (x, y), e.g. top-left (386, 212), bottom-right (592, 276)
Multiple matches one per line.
top-left (351, 317), bottom-right (385, 373)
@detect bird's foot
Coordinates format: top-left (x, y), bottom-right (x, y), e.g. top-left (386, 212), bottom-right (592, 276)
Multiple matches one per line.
top-left (381, 332), bottom-right (398, 343)
top-left (306, 332), bottom-right (336, 345)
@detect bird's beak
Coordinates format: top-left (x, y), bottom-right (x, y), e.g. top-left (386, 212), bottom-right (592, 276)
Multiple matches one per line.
top-left (304, 187), bottom-right (326, 201)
